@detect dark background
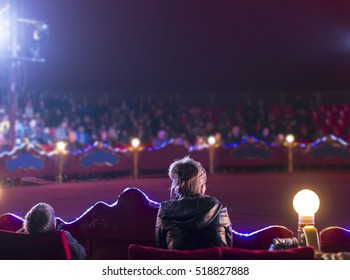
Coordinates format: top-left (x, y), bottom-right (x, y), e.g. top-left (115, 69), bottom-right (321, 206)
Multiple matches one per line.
top-left (18, 1), bottom-right (350, 93)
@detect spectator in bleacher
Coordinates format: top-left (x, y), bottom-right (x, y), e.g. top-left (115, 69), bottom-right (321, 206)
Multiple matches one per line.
top-left (260, 127), bottom-right (274, 144)
top-left (155, 156), bottom-right (232, 250)
top-left (55, 120), bottom-right (69, 141)
top-left (242, 99), bottom-right (258, 135)
top-left (23, 100), bottom-right (35, 119)
top-left (76, 125), bottom-right (90, 148)
top-left (5, 90), bottom-right (346, 152)
top-left (192, 135), bottom-right (208, 150)
top-left (152, 129), bottom-right (168, 148)
top-left (227, 125), bottom-right (243, 144)
top-left (37, 127), bottom-right (54, 148)
top-left (18, 202), bottom-right (86, 260)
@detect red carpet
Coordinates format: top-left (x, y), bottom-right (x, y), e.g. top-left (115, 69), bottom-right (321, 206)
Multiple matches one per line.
top-left (0, 171), bottom-right (349, 233)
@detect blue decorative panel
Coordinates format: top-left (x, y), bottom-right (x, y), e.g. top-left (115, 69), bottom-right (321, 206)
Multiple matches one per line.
top-left (310, 145), bottom-right (350, 159)
top-left (7, 153), bottom-right (43, 172)
top-left (81, 150), bottom-right (118, 168)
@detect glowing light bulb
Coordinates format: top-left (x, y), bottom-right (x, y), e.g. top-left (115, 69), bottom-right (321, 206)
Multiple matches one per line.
top-left (131, 138), bottom-right (140, 148)
top-left (293, 189), bottom-right (320, 217)
top-left (56, 141), bottom-right (67, 153)
top-left (208, 136), bottom-right (216, 145)
top-left (286, 134), bottom-right (295, 144)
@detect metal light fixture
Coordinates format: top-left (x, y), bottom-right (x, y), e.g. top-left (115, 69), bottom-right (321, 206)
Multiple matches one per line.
top-left (131, 138), bottom-right (140, 179)
top-left (1, 1), bottom-right (49, 150)
top-left (55, 141), bottom-right (67, 184)
top-left (285, 134), bottom-right (295, 173)
top-left (32, 22), bottom-right (49, 43)
top-left (207, 135), bottom-right (216, 176)
top-left (293, 189), bottom-right (321, 250)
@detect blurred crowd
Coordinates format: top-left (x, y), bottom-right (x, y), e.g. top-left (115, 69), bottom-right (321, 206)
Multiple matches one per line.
top-left (0, 91), bottom-right (350, 152)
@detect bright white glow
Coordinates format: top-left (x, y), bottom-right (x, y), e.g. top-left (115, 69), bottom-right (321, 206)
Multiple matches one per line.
top-left (0, 4), bottom-right (10, 50)
top-left (0, 4), bottom-right (11, 16)
top-left (131, 138), bottom-right (140, 148)
top-left (208, 136), bottom-right (216, 145)
top-left (56, 141), bottom-right (67, 153)
top-left (286, 134), bottom-right (295, 144)
top-left (293, 189), bottom-right (320, 216)
top-left (0, 20), bottom-right (10, 44)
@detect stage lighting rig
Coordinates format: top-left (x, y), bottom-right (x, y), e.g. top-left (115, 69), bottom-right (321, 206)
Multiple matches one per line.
top-left (0, 0), bottom-right (49, 150)
top-left (0, 1), bottom-right (49, 62)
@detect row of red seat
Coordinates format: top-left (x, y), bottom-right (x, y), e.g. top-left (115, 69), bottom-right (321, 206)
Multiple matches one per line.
top-left (0, 188), bottom-right (349, 260)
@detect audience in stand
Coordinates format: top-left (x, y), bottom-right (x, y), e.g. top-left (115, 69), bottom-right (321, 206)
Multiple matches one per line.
top-left (17, 202), bottom-right (86, 260)
top-left (155, 156), bottom-right (232, 250)
top-left (0, 91), bottom-right (349, 151)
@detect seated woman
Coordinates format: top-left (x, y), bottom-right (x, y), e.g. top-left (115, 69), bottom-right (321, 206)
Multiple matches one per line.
top-left (18, 203), bottom-right (86, 260)
top-left (156, 156), bottom-right (232, 250)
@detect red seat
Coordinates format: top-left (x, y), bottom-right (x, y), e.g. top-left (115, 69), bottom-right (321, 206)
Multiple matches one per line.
top-left (221, 246), bottom-right (314, 260)
top-left (0, 230), bottom-right (72, 260)
top-left (60, 187), bottom-right (159, 259)
top-left (128, 244), bottom-right (222, 260)
top-left (128, 244), bottom-right (314, 260)
top-left (0, 214), bottom-right (24, 232)
top-left (320, 226), bottom-right (350, 253)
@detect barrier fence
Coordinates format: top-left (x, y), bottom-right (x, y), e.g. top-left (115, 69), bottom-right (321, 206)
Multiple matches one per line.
top-left (0, 134), bottom-right (349, 184)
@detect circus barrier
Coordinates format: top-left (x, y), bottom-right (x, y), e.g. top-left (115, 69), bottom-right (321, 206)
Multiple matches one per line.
top-left (0, 135), bottom-right (350, 184)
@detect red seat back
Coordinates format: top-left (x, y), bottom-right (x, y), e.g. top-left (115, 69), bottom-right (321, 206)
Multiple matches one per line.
top-left (60, 187), bottom-right (159, 259)
top-left (128, 244), bottom-right (314, 260)
top-left (128, 244), bottom-right (222, 260)
top-left (320, 226), bottom-right (350, 253)
top-left (0, 230), bottom-right (72, 260)
top-left (221, 246), bottom-right (314, 260)
top-left (0, 214), bottom-right (24, 232)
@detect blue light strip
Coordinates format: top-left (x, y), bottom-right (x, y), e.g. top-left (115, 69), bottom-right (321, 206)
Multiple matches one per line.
top-left (58, 187), bottom-right (160, 224)
top-left (231, 225), bottom-right (290, 237)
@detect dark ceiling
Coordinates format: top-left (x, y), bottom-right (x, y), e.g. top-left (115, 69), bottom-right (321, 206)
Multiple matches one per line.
top-left (20, 0), bottom-right (350, 93)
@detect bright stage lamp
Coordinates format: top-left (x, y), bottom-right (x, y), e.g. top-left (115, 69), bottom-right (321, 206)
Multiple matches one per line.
top-left (32, 23), bottom-right (49, 43)
top-left (286, 134), bottom-right (295, 144)
top-left (208, 136), bottom-right (216, 146)
top-left (131, 138), bottom-right (140, 149)
top-left (293, 189), bottom-right (320, 224)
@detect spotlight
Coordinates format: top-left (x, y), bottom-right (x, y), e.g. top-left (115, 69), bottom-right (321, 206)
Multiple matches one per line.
top-left (32, 23), bottom-right (49, 43)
